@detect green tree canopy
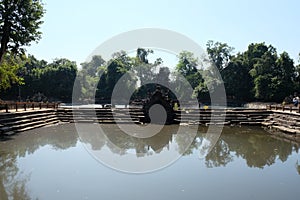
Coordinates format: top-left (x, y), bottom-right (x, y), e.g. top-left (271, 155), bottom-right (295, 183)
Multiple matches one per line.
top-left (2, 42), bottom-right (299, 104)
top-left (222, 55), bottom-right (253, 101)
top-left (1, 56), bottom-right (77, 102)
top-left (248, 43), bottom-right (278, 100)
top-left (206, 40), bottom-right (234, 72)
top-left (0, 54), bottom-right (25, 90)
top-left (176, 51), bottom-right (198, 78)
top-left (0, 0), bottom-right (45, 62)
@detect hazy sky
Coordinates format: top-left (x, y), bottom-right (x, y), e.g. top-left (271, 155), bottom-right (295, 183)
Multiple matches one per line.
top-left (26, 0), bottom-right (300, 66)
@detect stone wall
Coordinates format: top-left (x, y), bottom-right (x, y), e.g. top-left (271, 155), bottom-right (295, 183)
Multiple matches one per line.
top-left (1, 107), bottom-right (300, 143)
top-left (262, 111), bottom-right (300, 142)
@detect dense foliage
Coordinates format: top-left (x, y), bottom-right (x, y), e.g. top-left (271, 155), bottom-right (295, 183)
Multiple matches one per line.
top-left (1, 42), bottom-right (300, 104)
top-left (0, 0), bottom-right (44, 62)
top-left (0, 0), bottom-right (44, 90)
top-left (0, 54), bottom-right (25, 90)
top-left (1, 55), bottom-right (77, 102)
top-left (73, 44), bottom-right (300, 104)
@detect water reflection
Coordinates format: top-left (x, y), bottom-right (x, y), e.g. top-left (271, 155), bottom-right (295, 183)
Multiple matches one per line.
top-left (80, 124), bottom-right (176, 156)
top-left (0, 124), bottom-right (78, 200)
top-left (77, 124), bottom-right (198, 172)
top-left (79, 125), bottom-right (299, 170)
top-left (0, 151), bottom-right (30, 200)
top-left (203, 127), bottom-right (298, 168)
top-left (0, 124), bottom-right (299, 199)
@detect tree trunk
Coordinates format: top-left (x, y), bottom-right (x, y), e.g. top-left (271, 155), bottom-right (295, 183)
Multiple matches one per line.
top-left (0, 27), bottom-right (10, 63)
top-left (0, 13), bottom-right (11, 64)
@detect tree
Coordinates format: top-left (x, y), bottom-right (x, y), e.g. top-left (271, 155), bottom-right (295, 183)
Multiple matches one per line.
top-left (0, 54), bottom-right (24, 91)
top-left (136, 48), bottom-right (153, 64)
top-left (80, 55), bottom-right (105, 77)
top-left (206, 40), bottom-right (234, 72)
top-left (174, 51), bottom-right (206, 100)
top-left (246, 43), bottom-right (278, 101)
top-left (220, 53), bottom-right (254, 101)
top-left (132, 48), bottom-right (162, 99)
top-left (41, 58), bottom-right (77, 102)
top-left (1, 57), bottom-right (77, 102)
top-left (294, 53), bottom-right (300, 92)
top-left (0, 0), bottom-right (45, 63)
top-left (96, 51), bottom-right (135, 102)
top-left (78, 55), bottom-right (106, 101)
top-left (176, 51), bottom-right (198, 78)
top-left (273, 52), bottom-right (295, 101)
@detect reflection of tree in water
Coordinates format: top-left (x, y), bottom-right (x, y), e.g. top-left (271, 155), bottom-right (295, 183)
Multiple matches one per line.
top-left (100, 125), bottom-right (176, 157)
top-left (205, 139), bottom-right (233, 168)
top-left (296, 160), bottom-right (300, 175)
top-left (0, 152), bottom-right (31, 200)
top-left (0, 124), bottom-right (78, 199)
top-left (175, 126), bottom-right (202, 156)
top-left (296, 147), bottom-right (300, 175)
top-left (80, 124), bottom-right (298, 170)
top-left (180, 135), bottom-right (202, 156)
top-left (203, 126), bottom-right (297, 168)
top-left (80, 124), bottom-right (199, 157)
top-left (48, 126), bottom-right (79, 150)
top-left (78, 125), bottom-right (106, 151)
top-left (178, 126), bottom-right (234, 167)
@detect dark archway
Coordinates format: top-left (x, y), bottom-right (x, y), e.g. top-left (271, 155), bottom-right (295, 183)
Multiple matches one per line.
top-left (142, 86), bottom-right (176, 125)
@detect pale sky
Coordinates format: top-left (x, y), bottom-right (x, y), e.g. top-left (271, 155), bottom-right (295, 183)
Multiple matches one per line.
top-left (26, 0), bottom-right (300, 66)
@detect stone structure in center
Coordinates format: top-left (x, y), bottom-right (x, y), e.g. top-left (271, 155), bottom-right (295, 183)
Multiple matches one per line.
top-left (142, 86), bottom-right (176, 125)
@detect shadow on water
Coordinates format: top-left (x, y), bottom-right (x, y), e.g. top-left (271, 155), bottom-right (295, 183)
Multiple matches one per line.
top-left (0, 124), bottom-right (299, 199)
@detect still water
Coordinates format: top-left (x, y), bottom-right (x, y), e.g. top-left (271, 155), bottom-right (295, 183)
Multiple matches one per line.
top-left (0, 124), bottom-right (299, 200)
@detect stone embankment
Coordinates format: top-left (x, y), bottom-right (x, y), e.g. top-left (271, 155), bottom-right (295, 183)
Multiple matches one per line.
top-left (0, 109), bottom-right (59, 136)
top-left (262, 110), bottom-right (300, 142)
top-left (56, 107), bottom-right (144, 123)
top-left (175, 108), bottom-right (271, 126)
top-left (0, 106), bottom-right (299, 143)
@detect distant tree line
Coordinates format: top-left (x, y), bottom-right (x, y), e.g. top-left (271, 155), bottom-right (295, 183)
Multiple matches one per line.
top-left (74, 42), bottom-right (300, 104)
top-left (0, 55), bottom-right (77, 102)
top-left (1, 42), bottom-right (300, 104)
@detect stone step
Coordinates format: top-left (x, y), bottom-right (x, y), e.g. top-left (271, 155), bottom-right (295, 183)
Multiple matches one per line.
top-left (69, 119), bottom-right (140, 124)
top-left (0, 109), bottom-right (54, 117)
top-left (57, 113), bottom-right (144, 117)
top-left (0, 111), bottom-right (56, 123)
top-left (0, 126), bottom-right (13, 133)
top-left (16, 120), bottom-right (59, 133)
top-left (59, 109), bottom-right (143, 114)
top-left (272, 125), bottom-right (300, 135)
top-left (0, 117), bottom-right (58, 134)
top-left (262, 121), bottom-right (274, 126)
top-left (239, 122), bottom-right (262, 126)
top-left (174, 119), bottom-right (229, 123)
top-left (271, 118), bottom-right (296, 126)
top-left (205, 121), bottom-right (231, 126)
top-left (7, 117), bottom-right (58, 132)
top-left (3, 114), bottom-right (57, 127)
top-left (58, 116), bottom-right (141, 121)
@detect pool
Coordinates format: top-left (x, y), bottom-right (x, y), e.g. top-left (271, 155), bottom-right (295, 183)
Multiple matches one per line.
top-left (0, 124), bottom-right (299, 200)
